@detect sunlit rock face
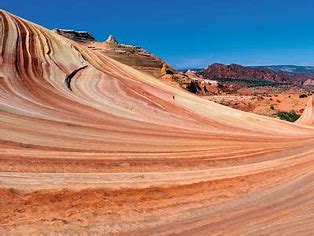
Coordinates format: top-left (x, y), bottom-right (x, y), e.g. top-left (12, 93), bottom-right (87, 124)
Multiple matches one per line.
top-left (0, 10), bottom-right (314, 235)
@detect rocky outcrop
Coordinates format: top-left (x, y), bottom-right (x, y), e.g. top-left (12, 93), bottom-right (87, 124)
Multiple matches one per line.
top-left (303, 79), bottom-right (314, 86)
top-left (86, 35), bottom-right (189, 83)
top-left (53, 31), bottom-right (192, 88)
top-left (105, 34), bottom-right (118, 44)
top-left (184, 70), bottom-right (223, 95)
top-left (54, 29), bottom-right (96, 42)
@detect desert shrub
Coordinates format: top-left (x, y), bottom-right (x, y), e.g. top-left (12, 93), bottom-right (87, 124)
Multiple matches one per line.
top-left (276, 110), bottom-right (300, 122)
top-left (270, 105), bottom-right (275, 110)
top-left (299, 94), bottom-right (308, 98)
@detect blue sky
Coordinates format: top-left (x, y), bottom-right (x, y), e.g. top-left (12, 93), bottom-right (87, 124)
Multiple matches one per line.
top-left (2, 0), bottom-right (314, 69)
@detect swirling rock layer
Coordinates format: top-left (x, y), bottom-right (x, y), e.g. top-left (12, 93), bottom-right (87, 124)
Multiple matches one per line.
top-left (0, 10), bottom-right (314, 235)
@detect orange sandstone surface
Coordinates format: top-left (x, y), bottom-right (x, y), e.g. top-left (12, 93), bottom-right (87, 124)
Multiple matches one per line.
top-left (297, 96), bottom-right (314, 126)
top-left (0, 10), bottom-right (314, 235)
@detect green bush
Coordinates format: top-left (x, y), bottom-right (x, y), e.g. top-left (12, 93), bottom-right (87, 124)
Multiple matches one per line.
top-left (276, 110), bottom-right (300, 122)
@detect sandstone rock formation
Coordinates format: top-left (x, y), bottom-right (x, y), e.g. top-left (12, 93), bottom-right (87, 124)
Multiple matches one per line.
top-left (303, 78), bottom-right (314, 86)
top-left (55, 28), bottom-right (190, 85)
top-left (105, 34), bottom-right (118, 44)
top-left (87, 36), bottom-right (178, 79)
top-left (297, 96), bottom-right (314, 125)
top-left (1, 10), bottom-right (314, 235)
top-left (184, 70), bottom-right (223, 95)
top-left (53, 29), bottom-right (96, 42)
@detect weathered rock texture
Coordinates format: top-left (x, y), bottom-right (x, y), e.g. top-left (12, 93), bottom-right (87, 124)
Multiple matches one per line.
top-left (0, 10), bottom-right (314, 235)
top-left (55, 27), bottom-right (189, 83)
top-left (87, 37), bottom-right (176, 79)
top-left (53, 29), bottom-right (96, 42)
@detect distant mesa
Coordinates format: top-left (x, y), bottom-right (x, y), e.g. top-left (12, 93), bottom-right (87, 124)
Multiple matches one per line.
top-left (303, 78), bottom-right (314, 86)
top-left (202, 63), bottom-right (314, 86)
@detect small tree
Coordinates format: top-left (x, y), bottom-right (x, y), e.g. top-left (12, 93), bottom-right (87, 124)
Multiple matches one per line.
top-left (277, 110), bottom-right (300, 122)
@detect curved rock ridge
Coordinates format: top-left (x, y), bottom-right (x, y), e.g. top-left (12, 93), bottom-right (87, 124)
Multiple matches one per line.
top-left (297, 96), bottom-right (314, 126)
top-left (0, 9), bottom-right (314, 235)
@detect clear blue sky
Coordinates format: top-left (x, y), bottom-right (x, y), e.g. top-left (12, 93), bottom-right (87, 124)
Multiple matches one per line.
top-left (2, 0), bottom-right (314, 69)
